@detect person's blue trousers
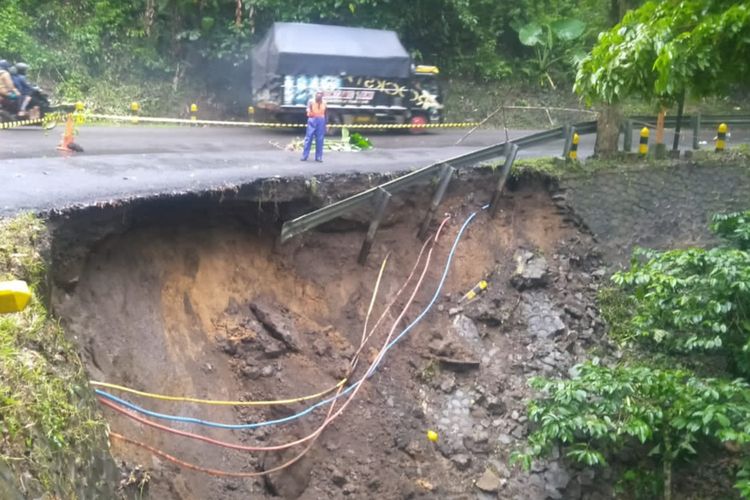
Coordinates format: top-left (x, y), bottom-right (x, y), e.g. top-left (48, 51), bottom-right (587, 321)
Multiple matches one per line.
top-left (302, 116), bottom-right (326, 161)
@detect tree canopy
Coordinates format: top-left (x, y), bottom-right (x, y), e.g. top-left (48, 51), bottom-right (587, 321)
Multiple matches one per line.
top-left (575, 0), bottom-right (750, 105)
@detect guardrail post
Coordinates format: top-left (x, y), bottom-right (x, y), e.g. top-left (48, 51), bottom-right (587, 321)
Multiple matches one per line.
top-left (418, 164), bottom-right (455, 240)
top-left (562, 124), bottom-right (572, 158)
top-left (358, 188), bottom-right (392, 265)
top-left (692, 113), bottom-right (701, 150)
top-left (639, 127), bottom-right (650, 156)
top-left (623, 119), bottom-right (633, 152)
top-left (568, 127), bottom-right (581, 161)
top-left (190, 103), bottom-right (198, 123)
top-left (130, 102), bottom-right (140, 124)
top-left (490, 142), bottom-right (519, 218)
top-left (715, 123), bottom-right (728, 152)
top-left (73, 101), bottom-right (85, 125)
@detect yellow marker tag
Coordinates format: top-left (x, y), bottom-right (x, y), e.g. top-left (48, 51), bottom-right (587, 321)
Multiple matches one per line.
top-left (460, 279), bottom-right (488, 303)
top-left (0, 280), bottom-right (32, 314)
top-left (427, 430), bottom-right (438, 443)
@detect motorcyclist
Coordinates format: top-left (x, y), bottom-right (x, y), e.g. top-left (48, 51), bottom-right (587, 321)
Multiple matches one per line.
top-left (0, 60), bottom-right (20, 113)
top-left (11, 63), bottom-right (33, 117)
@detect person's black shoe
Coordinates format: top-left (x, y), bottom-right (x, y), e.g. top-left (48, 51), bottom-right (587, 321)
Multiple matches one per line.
top-left (300, 158), bottom-right (308, 161)
top-left (315, 159), bottom-right (323, 162)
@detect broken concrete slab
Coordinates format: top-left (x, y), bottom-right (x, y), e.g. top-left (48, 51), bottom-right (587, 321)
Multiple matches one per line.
top-left (521, 292), bottom-right (566, 339)
top-left (511, 250), bottom-right (549, 290)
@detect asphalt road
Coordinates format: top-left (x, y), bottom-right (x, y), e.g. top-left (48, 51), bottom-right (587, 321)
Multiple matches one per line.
top-left (1, 124), bottom-right (747, 216)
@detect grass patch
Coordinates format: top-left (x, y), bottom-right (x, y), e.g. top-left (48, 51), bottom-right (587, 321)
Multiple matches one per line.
top-left (0, 214), bottom-right (109, 496)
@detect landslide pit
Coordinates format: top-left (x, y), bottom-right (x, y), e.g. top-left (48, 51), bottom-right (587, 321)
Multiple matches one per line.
top-left (47, 172), bottom-right (607, 499)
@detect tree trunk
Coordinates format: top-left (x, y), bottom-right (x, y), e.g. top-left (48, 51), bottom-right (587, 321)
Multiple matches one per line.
top-left (663, 438), bottom-right (673, 500)
top-left (672, 92), bottom-right (685, 152)
top-left (594, 104), bottom-right (622, 158)
top-left (655, 106), bottom-right (667, 158)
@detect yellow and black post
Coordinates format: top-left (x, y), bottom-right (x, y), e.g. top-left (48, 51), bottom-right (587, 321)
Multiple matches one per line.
top-left (639, 127), bottom-right (649, 156)
top-left (73, 101), bottom-right (85, 125)
top-left (190, 103), bottom-right (198, 123)
top-left (569, 132), bottom-right (579, 161)
top-left (247, 105), bottom-right (255, 122)
top-left (130, 102), bottom-right (140, 124)
top-left (715, 123), bottom-right (728, 152)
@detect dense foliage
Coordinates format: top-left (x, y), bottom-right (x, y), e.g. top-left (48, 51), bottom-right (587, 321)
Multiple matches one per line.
top-left (512, 362), bottom-right (750, 499)
top-left (575, 0), bottom-right (750, 105)
top-left (516, 211), bottom-right (750, 499)
top-left (0, 0), bottom-right (613, 108)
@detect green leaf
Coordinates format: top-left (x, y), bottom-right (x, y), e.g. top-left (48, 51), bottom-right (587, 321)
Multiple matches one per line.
top-left (519, 22), bottom-right (543, 46)
top-left (551, 19), bottom-right (586, 41)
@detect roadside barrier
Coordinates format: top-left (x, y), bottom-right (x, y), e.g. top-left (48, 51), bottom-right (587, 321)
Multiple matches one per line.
top-left (716, 122), bottom-right (728, 152)
top-left (639, 126), bottom-right (650, 156)
top-left (569, 132), bottom-right (579, 160)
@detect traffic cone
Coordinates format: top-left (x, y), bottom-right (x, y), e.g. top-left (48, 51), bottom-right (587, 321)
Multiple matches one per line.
top-left (56, 113), bottom-right (83, 153)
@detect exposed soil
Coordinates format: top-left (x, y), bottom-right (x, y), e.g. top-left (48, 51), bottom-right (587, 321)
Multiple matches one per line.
top-left (48, 173), bottom-right (610, 499)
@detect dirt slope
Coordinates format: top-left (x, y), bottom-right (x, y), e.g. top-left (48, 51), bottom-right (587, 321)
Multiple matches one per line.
top-left (50, 175), bottom-right (605, 499)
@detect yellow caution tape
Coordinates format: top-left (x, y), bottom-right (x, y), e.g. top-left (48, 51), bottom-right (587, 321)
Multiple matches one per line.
top-left (83, 113), bottom-right (479, 129)
top-left (2, 111), bottom-right (478, 130)
top-left (0, 113), bottom-right (63, 130)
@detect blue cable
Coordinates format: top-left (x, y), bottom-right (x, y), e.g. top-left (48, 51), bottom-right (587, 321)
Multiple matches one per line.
top-left (96, 208), bottom-right (483, 429)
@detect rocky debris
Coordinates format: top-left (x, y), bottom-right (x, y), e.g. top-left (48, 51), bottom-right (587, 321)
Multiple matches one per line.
top-left (439, 373), bottom-right (457, 393)
top-left (511, 250), bottom-right (549, 291)
top-left (451, 454), bottom-right (472, 471)
top-left (475, 469), bottom-right (502, 493)
top-left (451, 314), bottom-right (481, 344)
top-left (250, 299), bottom-right (301, 352)
top-left (329, 466), bottom-right (347, 487)
top-left (463, 298), bottom-right (504, 327)
top-left (464, 428), bottom-right (491, 453)
top-left (485, 395), bottom-right (506, 415)
top-left (436, 356), bottom-right (480, 371)
top-left (262, 449), bottom-right (313, 499)
top-left (521, 292), bottom-right (566, 339)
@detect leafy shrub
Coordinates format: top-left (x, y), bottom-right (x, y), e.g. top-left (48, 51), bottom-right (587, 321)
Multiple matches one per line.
top-left (512, 361), bottom-right (750, 499)
top-left (611, 212), bottom-right (750, 376)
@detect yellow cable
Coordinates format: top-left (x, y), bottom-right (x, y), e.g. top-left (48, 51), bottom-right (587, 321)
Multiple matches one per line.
top-left (90, 377), bottom-right (347, 406)
top-left (92, 256), bottom-right (391, 406)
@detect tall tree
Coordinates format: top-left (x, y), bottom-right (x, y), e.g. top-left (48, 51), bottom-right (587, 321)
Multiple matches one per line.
top-left (576, 0), bottom-right (750, 156)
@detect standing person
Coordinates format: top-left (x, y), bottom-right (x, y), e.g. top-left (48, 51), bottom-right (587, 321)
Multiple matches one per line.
top-left (301, 91), bottom-right (326, 162)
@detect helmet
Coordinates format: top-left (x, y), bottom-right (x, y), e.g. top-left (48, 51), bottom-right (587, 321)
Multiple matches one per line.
top-left (15, 62), bottom-right (28, 75)
top-left (0, 60), bottom-right (9, 71)
top-left (9, 66), bottom-right (17, 75)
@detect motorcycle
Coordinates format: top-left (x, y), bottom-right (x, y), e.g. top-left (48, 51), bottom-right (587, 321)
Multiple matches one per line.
top-left (0, 86), bottom-right (60, 128)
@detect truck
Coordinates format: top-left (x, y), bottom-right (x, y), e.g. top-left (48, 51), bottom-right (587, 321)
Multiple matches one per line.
top-left (250, 22), bottom-right (444, 131)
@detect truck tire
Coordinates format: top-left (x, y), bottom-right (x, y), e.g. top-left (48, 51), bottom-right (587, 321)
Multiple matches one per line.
top-left (409, 115), bottom-right (427, 134)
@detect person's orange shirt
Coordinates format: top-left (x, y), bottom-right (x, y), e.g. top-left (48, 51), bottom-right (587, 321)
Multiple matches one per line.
top-left (307, 100), bottom-right (326, 118)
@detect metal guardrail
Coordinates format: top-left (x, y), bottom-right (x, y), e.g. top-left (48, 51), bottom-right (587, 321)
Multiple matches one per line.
top-left (280, 120), bottom-right (596, 242)
top-left (279, 113), bottom-right (743, 243)
top-left (629, 114), bottom-right (750, 127)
